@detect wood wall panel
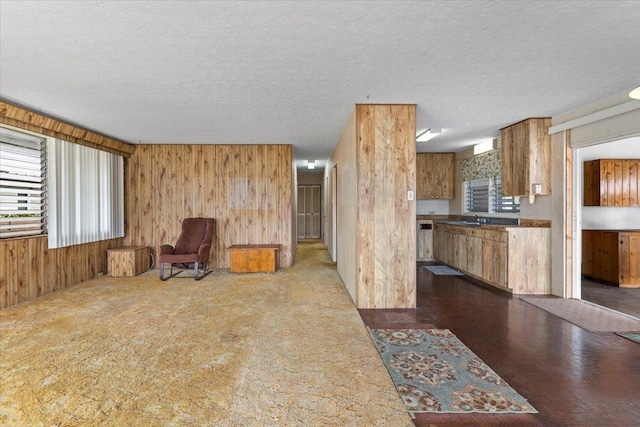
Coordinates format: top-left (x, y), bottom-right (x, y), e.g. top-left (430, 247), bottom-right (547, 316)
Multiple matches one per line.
top-left (0, 101), bottom-right (135, 157)
top-left (0, 236), bottom-right (123, 309)
top-left (124, 144), bottom-right (294, 269)
top-left (325, 111), bottom-right (358, 300)
top-left (356, 104), bottom-right (416, 309)
top-left (583, 159), bottom-right (640, 207)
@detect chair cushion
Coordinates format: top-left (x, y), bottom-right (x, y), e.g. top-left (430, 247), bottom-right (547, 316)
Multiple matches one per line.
top-left (174, 218), bottom-right (214, 256)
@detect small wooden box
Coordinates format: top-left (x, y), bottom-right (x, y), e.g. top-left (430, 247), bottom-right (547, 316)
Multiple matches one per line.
top-left (228, 244), bottom-right (280, 273)
top-left (107, 246), bottom-right (151, 277)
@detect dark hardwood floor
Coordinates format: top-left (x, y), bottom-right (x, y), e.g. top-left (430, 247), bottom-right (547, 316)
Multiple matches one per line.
top-left (359, 265), bottom-right (640, 427)
top-left (581, 277), bottom-right (640, 318)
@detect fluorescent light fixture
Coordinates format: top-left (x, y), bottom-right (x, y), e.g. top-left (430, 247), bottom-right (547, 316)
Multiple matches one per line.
top-left (416, 128), bottom-right (440, 142)
top-left (630, 85), bottom-right (640, 100)
top-left (307, 161), bottom-right (315, 169)
top-left (473, 139), bottom-right (496, 155)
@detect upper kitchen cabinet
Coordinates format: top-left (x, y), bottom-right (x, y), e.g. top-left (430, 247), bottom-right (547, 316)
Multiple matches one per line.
top-left (583, 159), bottom-right (639, 206)
top-left (416, 153), bottom-right (455, 199)
top-left (501, 118), bottom-right (551, 196)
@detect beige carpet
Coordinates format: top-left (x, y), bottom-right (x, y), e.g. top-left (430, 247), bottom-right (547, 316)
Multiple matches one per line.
top-left (0, 241), bottom-right (412, 426)
top-left (520, 296), bottom-right (640, 332)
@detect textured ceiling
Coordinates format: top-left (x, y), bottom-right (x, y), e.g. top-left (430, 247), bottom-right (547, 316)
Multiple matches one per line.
top-left (1, 1), bottom-right (639, 170)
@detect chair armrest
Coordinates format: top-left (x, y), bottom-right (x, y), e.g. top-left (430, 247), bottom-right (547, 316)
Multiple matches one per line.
top-left (159, 245), bottom-right (175, 255)
top-left (198, 243), bottom-right (211, 262)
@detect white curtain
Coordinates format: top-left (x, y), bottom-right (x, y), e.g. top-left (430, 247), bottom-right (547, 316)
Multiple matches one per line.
top-left (48, 138), bottom-right (124, 249)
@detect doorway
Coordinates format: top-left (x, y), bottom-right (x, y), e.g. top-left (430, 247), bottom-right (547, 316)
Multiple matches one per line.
top-left (297, 185), bottom-right (321, 239)
top-left (572, 137), bottom-right (640, 318)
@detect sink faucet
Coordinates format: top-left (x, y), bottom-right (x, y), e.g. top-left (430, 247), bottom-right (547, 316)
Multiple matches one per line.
top-left (474, 215), bottom-right (487, 224)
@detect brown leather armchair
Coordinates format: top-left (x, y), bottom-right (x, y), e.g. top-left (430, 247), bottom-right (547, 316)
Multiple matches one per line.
top-left (159, 217), bottom-right (214, 280)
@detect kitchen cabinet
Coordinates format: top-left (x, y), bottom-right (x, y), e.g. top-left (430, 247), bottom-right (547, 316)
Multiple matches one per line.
top-left (501, 118), bottom-right (551, 196)
top-left (417, 220), bottom-right (434, 261)
top-left (583, 159), bottom-right (639, 206)
top-left (433, 222), bottom-right (550, 294)
top-left (582, 230), bottom-right (640, 287)
top-left (416, 153), bottom-right (455, 199)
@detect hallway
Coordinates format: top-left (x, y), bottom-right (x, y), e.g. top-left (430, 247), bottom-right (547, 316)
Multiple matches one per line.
top-left (360, 266), bottom-right (640, 426)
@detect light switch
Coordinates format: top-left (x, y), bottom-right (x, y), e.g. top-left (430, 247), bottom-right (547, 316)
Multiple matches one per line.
top-left (408, 190), bottom-right (414, 200)
top-left (532, 183), bottom-right (542, 195)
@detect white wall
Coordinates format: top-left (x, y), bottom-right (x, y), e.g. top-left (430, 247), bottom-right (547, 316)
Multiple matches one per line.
top-left (416, 199), bottom-right (450, 215)
top-left (579, 137), bottom-right (640, 230)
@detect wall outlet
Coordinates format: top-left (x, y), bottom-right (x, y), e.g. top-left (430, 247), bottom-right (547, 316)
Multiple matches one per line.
top-left (532, 183), bottom-right (542, 195)
top-left (408, 190), bottom-right (414, 201)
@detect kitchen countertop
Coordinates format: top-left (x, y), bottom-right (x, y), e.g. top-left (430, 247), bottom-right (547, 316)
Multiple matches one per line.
top-left (428, 217), bottom-right (551, 229)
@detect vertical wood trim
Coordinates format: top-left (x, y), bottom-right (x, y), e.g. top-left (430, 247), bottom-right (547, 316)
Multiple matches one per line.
top-left (565, 130), bottom-right (574, 298)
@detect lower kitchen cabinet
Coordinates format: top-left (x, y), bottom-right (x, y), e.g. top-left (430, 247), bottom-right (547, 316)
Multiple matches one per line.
top-left (582, 229), bottom-right (640, 287)
top-left (434, 222), bottom-right (551, 294)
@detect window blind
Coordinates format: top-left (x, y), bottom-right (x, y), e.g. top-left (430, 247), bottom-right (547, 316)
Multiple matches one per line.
top-left (492, 176), bottom-right (520, 213)
top-left (466, 178), bottom-right (490, 212)
top-left (48, 138), bottom-right (124, 248)
top-left (0, 127), bottom-right (48, 239)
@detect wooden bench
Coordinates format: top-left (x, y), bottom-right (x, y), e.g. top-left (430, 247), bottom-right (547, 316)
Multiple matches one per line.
top-left (228, 244), bottom-right (281, 273)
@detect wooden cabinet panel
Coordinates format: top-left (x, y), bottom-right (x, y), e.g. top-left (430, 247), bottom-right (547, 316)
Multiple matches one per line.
top-left (582, 230), bottom-right (640, 287)
top-left (583, 159), bottom-right (639, 207)
top-left (417, 220), bottom-right (434, 261)
top-left (229, 245), bottom-right (280, 273)
top-left (107, 246), bottom-right (151, 277)
top-left (416, 153), bottom-right (455, 199)
top-left (501, 118), bottom-right (551, 196)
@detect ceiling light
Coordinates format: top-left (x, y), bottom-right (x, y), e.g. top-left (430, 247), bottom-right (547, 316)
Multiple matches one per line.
top-left (473, 139), bottom-right (497, 155)
top-left (416, 128), bottom-right (441, 142)
top-left (630, 85), bottom-right (640, 100)
top-left (307, 161), bottom-right (315, 169)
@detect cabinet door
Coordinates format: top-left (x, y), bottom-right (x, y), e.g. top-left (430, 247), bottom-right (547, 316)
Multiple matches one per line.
top-left (417, 229), bottom-right (434, 261)
top-left (581, 230), bottom-right (595, 277)
top-left (416, 153), bottom-right (455, 199)
top-left (501, 118), bottom-right (551, 196)
top-left (453, 233), bottom-right (467, 271)
top-left (482, 239), bottom-right (507, 287)
top-left (433, 228), bottom-right (445, 263)
top-left (501, 125), bottom-right (516, 196)
top-left (466, 235), bottom-right (483, 277)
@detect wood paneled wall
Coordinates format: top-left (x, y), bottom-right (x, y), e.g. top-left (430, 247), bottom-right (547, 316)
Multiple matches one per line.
top-left (0, 101), bottom-right (135, 157)
top-left (325, 111), bottom-right (358, 300)
top-left (325, 105), bottom-right (416, 309)
top-left (0, 236), bottom-right (123, 309)
top-left (356, 105), bottom-right (416, 309)
top-left (124, 144), bottom-right (295, 269)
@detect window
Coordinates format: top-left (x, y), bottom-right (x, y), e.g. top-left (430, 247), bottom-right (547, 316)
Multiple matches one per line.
top-left (465, 176), bottom-right (520, 214)
top-left (466, 178), bottom-right (490, 213)
top-left (48, 138), bottom-right (124, 248)
top-left (0, 126), bottom-right (47, 239)
top-left (491, 176), bottom-right (520, 213)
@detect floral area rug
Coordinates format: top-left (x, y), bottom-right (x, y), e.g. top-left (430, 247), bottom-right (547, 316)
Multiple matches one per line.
top-left (368, 328), bottom-right (537, 416)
